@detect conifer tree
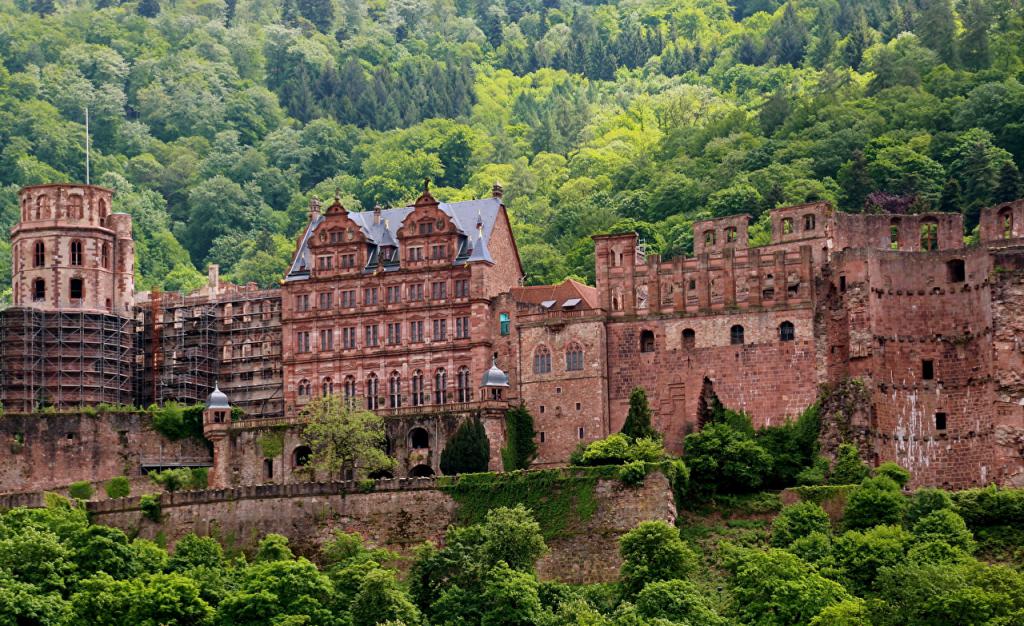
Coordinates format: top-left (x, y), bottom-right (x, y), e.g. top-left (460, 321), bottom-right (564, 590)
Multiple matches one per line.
top-left (502, 404), bottom-right (537, 470)
top-left (137, 0), bottom-right (160, 18)
top-left (31, 0), bottom-right (56, 16)
top-left (440, 417), bottom-right (490, 475)
top-left (916, 0), bottom-right (958, 66)
top-left (621, 387), bottom-right (658, 441)
top-left (298, 0), bottom-right (335, 34)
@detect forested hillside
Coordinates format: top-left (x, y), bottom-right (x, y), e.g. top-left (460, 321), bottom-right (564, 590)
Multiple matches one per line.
top-left (1, 0), bottom-right (1022, 296)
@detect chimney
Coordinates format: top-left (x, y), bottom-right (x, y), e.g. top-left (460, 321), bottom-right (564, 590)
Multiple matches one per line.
top-left (207, 264), bottom-right (220, 292)
top-left (491, 182), bottom-right (504, 200)
top-left (308, 195), bottom-right (322, 222)
top-left (374, 203), bottom-right (383, 225)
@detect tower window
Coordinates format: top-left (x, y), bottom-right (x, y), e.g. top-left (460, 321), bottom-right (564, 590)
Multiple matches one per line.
top-left (34, 241), bottom-right (44, 267)
top-left (640, 330), bottom-right (655, 353)
top-left (33, 278), bottom-right (46, 301)
top-left (264, 459), bottom-right (273, 479)
top-left (922, 359), bottom-right (934, 380)
top-left (70, 240), bottom-right (83, 266)
top-left (682, 328), bottom-right (696, 349)
top-left (779, 321), bottom-right (795, 341)
top-left (947, 259), bottom-right (965, 283)
top-left (70, 278), bottom-right (83, 299)
top-left (935, 412), bottom-right (947, 431)
top-left (730, 325), bottom-right (745, 345)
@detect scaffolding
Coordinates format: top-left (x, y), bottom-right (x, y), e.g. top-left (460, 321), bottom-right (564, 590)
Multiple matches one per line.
top-left (148, 293), bottom-right (220, 405)
top-left (0, 307), bottom-right (137, 411)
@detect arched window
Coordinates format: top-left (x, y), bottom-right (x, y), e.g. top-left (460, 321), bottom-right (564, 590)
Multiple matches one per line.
top-left (889, 218), bottom-right (901, 250)
top-left (730, 325), bottom-right (745, 345)
top-left (565, 343), bottom-right (584, 371)
top-left (321, 377), bottom-right (333, 397)
top-left (1000, 208), bottom-right (1013, 239)
top-left (411, 370), bottom-right (424, 406)
top-left (640, 330), bottom-right (655, 353)
top-left (779, 321), bottom-right (795, 342)
top-left (434, 368), bottom-right (447, 404)
top-left (389, 371), bottom-right (402, 408)
top-left (682, 328), bottom-right (696, 349)
top-left (410, 427), bottom-right (430, 449)
top-left (920, 218), bottom-right (938, 251)
top-left (68, 195), bottom-right (83, 219)
top-left (343, 375), bottom-right (357, 407)
top-left (533, 346), bottom-right (551, 374)
top-left (366, 373), bottom-right (379, 410)
top-left (293, 446), bottom-right (312, 467)
top-left (456, 366), bottom-right (471, 402)
top-left (33, 278), bottom-right (45, 301)
top-left (297, 378), bottom-right (311, 398)
top-left (34, 242), bottom-right (44, 268)
top-left (35, 195), bottom-right (48, 220)
top-left (70, 240), bottom-right (83, 266)
top-left (803, 214), bottom-right (816, 231)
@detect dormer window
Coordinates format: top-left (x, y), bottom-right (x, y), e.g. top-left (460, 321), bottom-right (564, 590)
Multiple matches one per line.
top-left (418, 221), bottom-right (434, 235)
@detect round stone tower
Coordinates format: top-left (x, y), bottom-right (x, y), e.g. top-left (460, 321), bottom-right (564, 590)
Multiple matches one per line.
top-left (9, 183), bottom-right (134, 314)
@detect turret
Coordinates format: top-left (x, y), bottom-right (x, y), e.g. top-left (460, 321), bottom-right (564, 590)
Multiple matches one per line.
top-left (203, 385), bottom-right (232, 488)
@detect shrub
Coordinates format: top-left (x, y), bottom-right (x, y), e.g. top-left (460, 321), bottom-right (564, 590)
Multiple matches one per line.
top-left (105, 476), bottom-right (131, 499)
top-left (797, 456), bottom-right (830, 486)
top-left (833, 524), bottom-right (911, 595)
top-left (68, 481), bottom-right (93, 500)
top-left (255, 534), bottom-right (294, 562)
top-left (149, 468), bottom-right (193, 493)
top-left (911, 509), bottom-right (975, 553)
top-left (907, 487), bottom-right (953, 524)
top-left (621, 387), bottom-right (659, 441)
top-left (140, 494), bottom-right (161, 522)
top-left (755, 403), bottom-right (821, 488)
top-left (809, 598), bottom-right (871, 626)
top-left (789, 531), bottom-right (835, 569)
top-left (502, 404), bottom-right (537, 471)
top-left (351, 568), bottom-right (423, 626)
top-left (150, 402), bottom-right (205, 441)
top-left (481, 505), bottom-right (547, 572)
top-left (619, 520), bottom-right (698, 597)
top-left (873, 461), bottom-right (911, 487)
top-left (829, 444), bottom-right (871, 484)
top-left (618, 460), bottom-right (647, 486)
top-left (842, 477), bottom-right (906, 531)
top-left (771, 501), bottom-right (832, 547)
top-left (634, 579), bottom-right (727, 624)
top-left (951, 485), bottom-right (1024, 527)
top-left (169, 533), bottom-right (224, 571)
top-left (684, 422), bottom-right (773, 496)
top-left (440, 416), bottom-right (490, 475)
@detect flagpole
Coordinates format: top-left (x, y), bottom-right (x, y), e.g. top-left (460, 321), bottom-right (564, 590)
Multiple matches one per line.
top-left (84, 107), bottom-right (90, 185)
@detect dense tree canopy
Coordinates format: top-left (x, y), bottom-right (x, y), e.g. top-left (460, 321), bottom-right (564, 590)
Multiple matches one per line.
top-left (1, 0), bottom-right (1023, 302)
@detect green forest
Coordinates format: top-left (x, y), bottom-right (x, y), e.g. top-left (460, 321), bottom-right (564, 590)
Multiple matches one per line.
top-left (0, 0), bottom-right (1023, 296)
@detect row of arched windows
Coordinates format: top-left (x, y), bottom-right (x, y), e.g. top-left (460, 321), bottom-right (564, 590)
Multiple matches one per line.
top-left (26, 240), bottom-right (110, 270)
top-left (22, 195), bottom-right (108, 222)
top-left (636, 322), bottom-right (796, 352)
top-left (532, 343), bottom-right (585, 374)
top-left (297, 367), bottom-right (475, 408)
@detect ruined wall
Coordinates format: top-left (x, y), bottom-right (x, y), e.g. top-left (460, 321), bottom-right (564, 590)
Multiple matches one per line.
top-left (0, 412), bottom-right (210, 494)
top-left (87, 471), bottom-right (676, 584)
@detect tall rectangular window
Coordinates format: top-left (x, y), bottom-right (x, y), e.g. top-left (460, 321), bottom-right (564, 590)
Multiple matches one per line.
top-left (318, 292), bottom-right (332, 309)
top-left (387, 322), bottom-right (402, 345)
top-left (319, 329), bottom-right (333, 351)
top-left (499, 312), bottom-right (510, 336)
top-left (408, 284), bottom-right (423, 301)
top-left (317, 256), bottom-right (332, 270)
top-left (922, 359), bottom-right (935, 380)
top-left (455, 279), bottom-right (469, 298)
top-left (455, 316), bottom-right (470, 339)
top-left (69, 278), bottom-right (83, 300)
top-left (410, 320), bottom-right (424, 342)
top-left (431, 281), bottom-right (447, 300)
top-left (363, 287), bottom-right (378, 305)
top-left (432, 319), bottom-right (447, 341)
top-left (342, 327), bottom-right (357, 349)
top-left (296, 331), bottom-right (311, 353)
top-left (365, 324), bottom-right (379, 347)
top-left (341, 290), bottom-right (356, 308)
top-left (386, 285), bottom-right (401, 303)
top-left (295, 294), bottom-right (310, 311)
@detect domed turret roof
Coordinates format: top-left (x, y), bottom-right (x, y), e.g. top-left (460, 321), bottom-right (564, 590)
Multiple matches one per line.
top-left (480, 357), bottom-right (510, 388)
top-left (206, 384), bottom-right (230, 409)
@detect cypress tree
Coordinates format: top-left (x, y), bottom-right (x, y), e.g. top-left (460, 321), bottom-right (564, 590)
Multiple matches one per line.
top-left (621, 387), bottom-right (658, 441)
top-left (440, 417), bottom-right (490, 475)
top-left (502, 404), bottom-right (538, 471)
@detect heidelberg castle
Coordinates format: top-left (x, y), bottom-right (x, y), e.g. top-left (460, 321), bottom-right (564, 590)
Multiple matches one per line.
top-left (2, 181), bottom-right (1024, 491)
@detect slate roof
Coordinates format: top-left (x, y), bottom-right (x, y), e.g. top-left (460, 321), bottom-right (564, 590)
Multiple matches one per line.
top-left (511, 279), bottom-right (599, 310)
top-left (286, 197), bottom-right (502, 281)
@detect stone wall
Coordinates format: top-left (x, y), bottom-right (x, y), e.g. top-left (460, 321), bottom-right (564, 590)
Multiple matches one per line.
top-left (0, 412), bottom-right (211, 495)
top-left (87, 471), bottom-right (676, 584)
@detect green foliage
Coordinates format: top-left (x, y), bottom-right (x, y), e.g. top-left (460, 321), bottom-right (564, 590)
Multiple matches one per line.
top-left (619, 520), bottom-right (699, 597)
top-left (258, 431), bottom-right (285, 459)
top-left (169, 534), bottom-right (224, 572)
top-left (755, 403), bottom-right (822, 488)
top-left (873, 461), bottom-right (911, 487)
top-left (829, 444), bottom-right (871, 485)
top-left (104, 476), bottom-right (131, 500)
top-left (440, 416), bottom-right (491, 475)
top-left (684, 422), bottom-right (773, 497)
top-left (140, 494), bottom-right (161, 522)
top-left (68, 480), bottom-right (94, 500)
top-left (300, 396), bottom-right (395, 479)
top-left (952, 485), bottom-right (1024, 528)
top-left (573, 433), bottom-right (666, 467)
top-left (620, 387), bottom-right (658, 441)
top-left (843, 476), bottom-right (907, 531)
top-left (148, 468), bottom-right (206, 493)
top-left (912, 509), bottom-right (976, 554)
top-left (617, 461), bottom-right (648, 486)
top-left (907, 487), bottom-right (954, 525)
top-left (255, 534), bottom-right (294, 562)
top-left (350, 569), bottom-right (422, 626)
top-left (502, 404), bottom-right (538, 471)
top-left (833, 524), bottom-right (911, 595)
top-left (771, 501), bottom-right (832, 548)
top-left (150, 402), bottom-right (206, 442)
top-left (634, 579), bottom-right (727, 624)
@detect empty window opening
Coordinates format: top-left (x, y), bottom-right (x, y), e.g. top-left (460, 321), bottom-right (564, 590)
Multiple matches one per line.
top-left (782, 218), bottom-right (794, 235)
top-left (410, 427), bottom-right (429, 450)
top-left (293, 446), bottom-right (312, 467)
top-left (263, 459), bottom-right (273, 480)
top-left (640, 330), bottom-right (655, 353)
top-left (688, 279), bottom-right (696, 290)
top-left (1000, 209), bottom-right (1013, 239)
top-left (779, 321), bottom-right (795, 341)
top-left (725, 227), bottom-right (737, 242)
top-left (539, 432), bottom-right (545, 443)
top-left (922, 359), bottom-right (935, 380)
top-left (540, 405), bottom-right (545, 414)
top-left (730, 325), bottom-right (745, 345)
top-left (70, 278), bottom-right (83, 299)
top-left (839, 275), bottom-right (847, 292)
top-left (410, 464), bottom-right (434, 478)
top-left (66, 432), bottom-right (76, 440)
top-left (33, 278), bottom-right (45, 301)
top-left (803, 214), bottom-right (816, 231)
top-left (947, 259), bottom-right (965, 283)
top-left (682, 328), bottom-right (696, 349)
top-left (935, 412), bottom-right (947, 431)
top-left (890, 219), bottom-right (901, 249)
top-left (704, 230), bottom-right (716, 246)
top-left (762, 288), bottom-right (775, 300)
top-left (575, 402), bottom-right (581, 411)
top-left (577, 427), bottom-right (585, 439)
top-left (920, 219), bottom-right (938, 251)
